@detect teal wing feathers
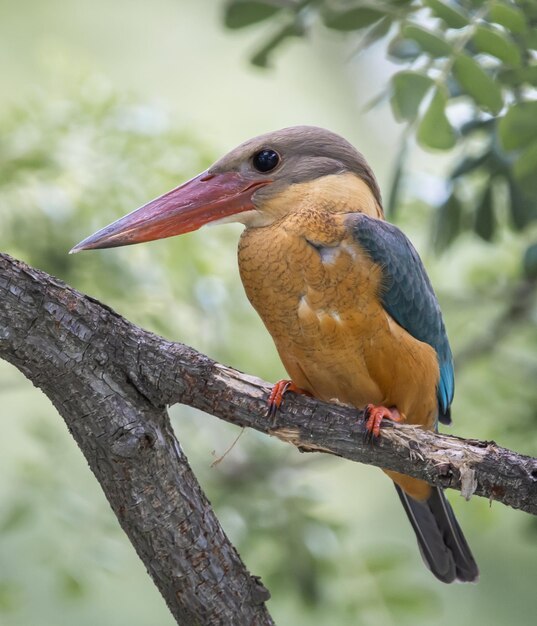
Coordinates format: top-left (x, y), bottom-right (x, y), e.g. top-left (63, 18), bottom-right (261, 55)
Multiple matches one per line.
top-left (347, 213), bottom-right (454, 424)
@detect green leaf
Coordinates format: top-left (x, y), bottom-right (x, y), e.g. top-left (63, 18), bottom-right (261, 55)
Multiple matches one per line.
top-left (499, 65), bottom-right (537, 87)
top-left (358, 16), bottom-right (392, 50)
top-left (250, 22), bottom-right (302, 68)
top-left (523, 242), bottom-right (537, 279)
top-left (452, 54), bottom-right (503, 114)
top-left (474, 184), bottom-right (495, 241)
top-left (417, 88), bottom-right (456, 150)
top-left (386, 138), bottom-right (408, 217)
top-left (473, 26), bottom-right (521, 65)
top-left (224, 1), bottom-right (282, 29)
top-left (424, 0), bottom-right (468, 29)
top-left (521, 0), bottom-right (537, 21)
top-left (513, 141), bottom-right (537, 185)
top-left (508, 176), bottom-right (535, 229)
top-left (433, 193), bottom-right (463, 252)
top-left (387, 37), bottom-right (422, 60)
top-left (390, 71), bottom-right (434, 121)
top-left (499, 101), bottom-right (537, 150)
top-left (402, 24), bottom-right (452, 57)
top-left (322, 7), bottom-right (386, 31)
top-left (524, 28), bottom-right (537, 51)
top-left (489, 2), bottom-right (527, 34)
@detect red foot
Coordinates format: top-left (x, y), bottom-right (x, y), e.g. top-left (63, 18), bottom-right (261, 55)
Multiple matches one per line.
top-left (364, 404), bottom-right (402, 438)
top-left (267, 380), bottom-right (310, 419)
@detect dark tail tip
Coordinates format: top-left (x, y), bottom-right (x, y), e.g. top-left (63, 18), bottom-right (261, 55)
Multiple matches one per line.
top-left (395, 484), bottom-right (479, 583)
top-left (438, 406), bottom-right (452, 426)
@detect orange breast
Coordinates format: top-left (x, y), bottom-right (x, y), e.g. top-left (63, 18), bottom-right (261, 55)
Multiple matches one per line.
top-left (238, 209), bottom-right (439, 431)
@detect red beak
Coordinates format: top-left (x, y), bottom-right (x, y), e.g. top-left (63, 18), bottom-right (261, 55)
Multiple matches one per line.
top-left (70, 170), bottom-right (270, 253)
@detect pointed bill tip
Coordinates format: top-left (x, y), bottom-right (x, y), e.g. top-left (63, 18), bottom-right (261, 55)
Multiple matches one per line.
top-left (69, 237), bottom-right (98, 254)
top-left (68, 221), bottom-right (138, 254)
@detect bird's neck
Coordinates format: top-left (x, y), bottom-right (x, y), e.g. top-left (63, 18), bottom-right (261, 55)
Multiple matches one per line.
top-left (257, 172), bottom-right (383, 223)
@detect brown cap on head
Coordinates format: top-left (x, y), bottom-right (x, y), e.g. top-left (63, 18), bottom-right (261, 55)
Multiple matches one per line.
top-left (211, 125), bottom-right (382, 210)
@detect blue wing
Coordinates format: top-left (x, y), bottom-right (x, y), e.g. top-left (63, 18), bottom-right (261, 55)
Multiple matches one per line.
top-left (347, 213), bottom-right (454, 425)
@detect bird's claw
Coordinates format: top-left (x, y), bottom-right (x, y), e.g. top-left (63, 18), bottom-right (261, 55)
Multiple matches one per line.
top-left (363, 404), bottom-right (402, 442)
top-left (267, 380), bottom-right (310, 426)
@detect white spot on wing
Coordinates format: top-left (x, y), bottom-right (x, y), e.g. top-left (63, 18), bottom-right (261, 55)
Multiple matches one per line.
top-left (297, 294), bottom-right (342, 325)
top-left (319, 246), bottom-right (340, 264)
top-left (298, 295), bottom-right (310, 318)
top-left (342, 243), bottom-right (357, 260)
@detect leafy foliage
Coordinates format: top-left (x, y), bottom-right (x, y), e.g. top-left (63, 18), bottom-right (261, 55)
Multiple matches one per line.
top-left (222, 0), bottom-right (537, 261)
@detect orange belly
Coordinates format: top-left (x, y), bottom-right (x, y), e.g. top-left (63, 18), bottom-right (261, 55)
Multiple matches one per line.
top-left (276, 302), bottom-right (439, 430)
top-left (239, 209), bottom-right (441, 500)
top-left (238, 212), bottom-right (440, 433)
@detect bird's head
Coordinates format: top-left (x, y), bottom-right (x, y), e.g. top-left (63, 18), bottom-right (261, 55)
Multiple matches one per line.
top-left (71, 126), bottom-right (382, 253)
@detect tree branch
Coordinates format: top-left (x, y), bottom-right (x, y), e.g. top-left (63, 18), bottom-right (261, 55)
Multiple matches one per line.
top-left (2, 252), bottom-right (537, 622)
top-left (0, 253), bottom-right (273, 626)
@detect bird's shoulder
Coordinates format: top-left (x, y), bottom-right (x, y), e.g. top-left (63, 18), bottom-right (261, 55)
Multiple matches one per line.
top-left (344, 212), bottom-right (454, 423)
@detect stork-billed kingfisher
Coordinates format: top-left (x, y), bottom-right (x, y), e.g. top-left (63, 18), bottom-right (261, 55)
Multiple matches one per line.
top-left (72, 126), bottom-right (478, 583)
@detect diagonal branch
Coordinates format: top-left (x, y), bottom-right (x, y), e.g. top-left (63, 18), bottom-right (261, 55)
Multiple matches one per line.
top-left (0, 252), bottom-right (274, 626)
top-left (1, 253), bottom-right (537, 623)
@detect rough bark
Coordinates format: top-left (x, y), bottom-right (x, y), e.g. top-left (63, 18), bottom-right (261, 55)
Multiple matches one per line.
top-left (2, 252), bottom-right (537, 623)
top-left (0, 253), bottom-right (273, 626)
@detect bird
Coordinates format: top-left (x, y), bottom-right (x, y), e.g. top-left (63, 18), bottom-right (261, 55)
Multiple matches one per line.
top-left (71, 125), bottom-right (478, 583)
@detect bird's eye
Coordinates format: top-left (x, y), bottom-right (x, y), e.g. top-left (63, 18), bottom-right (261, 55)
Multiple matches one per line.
top-left (252, 149), bottom-right (280, 173)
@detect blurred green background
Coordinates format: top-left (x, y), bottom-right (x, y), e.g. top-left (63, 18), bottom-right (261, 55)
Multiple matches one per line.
top-left (1, 1), bottom-right (537, 625)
